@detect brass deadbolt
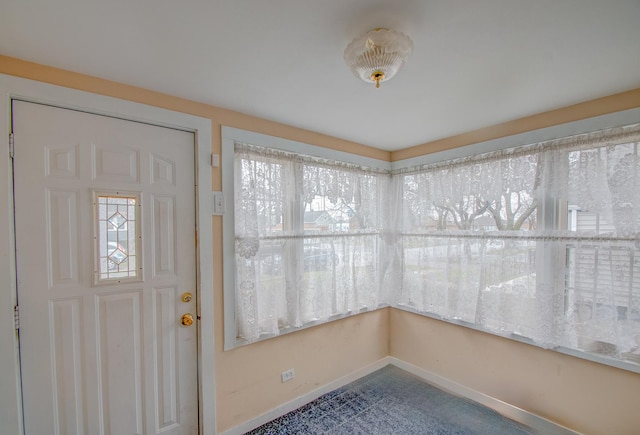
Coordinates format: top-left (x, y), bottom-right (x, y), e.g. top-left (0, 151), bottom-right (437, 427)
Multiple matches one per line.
top-left (181, 292), bottom-right (193, 303)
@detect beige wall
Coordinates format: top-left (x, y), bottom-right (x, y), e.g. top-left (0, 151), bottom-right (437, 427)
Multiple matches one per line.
top-left (2, 54), bottom-right (640, 434)
top-left (390, 310), bottom-right (640, 435)
top-left (218, 309), bottom-right (389, 430)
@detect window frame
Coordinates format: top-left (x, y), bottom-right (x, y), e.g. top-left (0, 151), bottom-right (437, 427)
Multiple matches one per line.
top-left (221, 110), bottom-right (640, 374)
top-left (391, 110), bottom-right (640, 374)
top-left (92, 190), bottom-right (142, 285)
top-left (221, 127), bottom-right (391, 350)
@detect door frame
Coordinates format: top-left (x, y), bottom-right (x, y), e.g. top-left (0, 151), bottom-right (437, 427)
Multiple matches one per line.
top-left (0, 73), bottom-right (216, 434)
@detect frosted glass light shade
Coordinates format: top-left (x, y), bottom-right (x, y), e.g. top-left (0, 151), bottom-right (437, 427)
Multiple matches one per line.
top-left (344, 28), bottom-right (413, 88)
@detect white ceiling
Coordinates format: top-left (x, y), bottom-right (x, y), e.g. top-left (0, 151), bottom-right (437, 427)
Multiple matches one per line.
top-left (1, 0), bottom-right (639, 151)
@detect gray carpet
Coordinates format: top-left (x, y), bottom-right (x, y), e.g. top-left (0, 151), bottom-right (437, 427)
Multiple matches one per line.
top-left (246, 365), bottom-right (534, 434)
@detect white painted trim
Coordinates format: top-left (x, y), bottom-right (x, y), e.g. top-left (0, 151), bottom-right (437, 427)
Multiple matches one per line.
top-left (219, 357), bottom-right (392, 435)
top-left (221, 126), bottom-right (391, 171)
top-left (0, 73), bottom-right (216, 435)
top-left (388, 358), bottom-right (580, 435)
top-left (391, 107), bottom-right (640, 170)
top-left (221, 356), bottom-right (579, 435)
top-left (220, 132), bottom-right (237, 351)
top-left (0, 79), bottom-right (22, 434)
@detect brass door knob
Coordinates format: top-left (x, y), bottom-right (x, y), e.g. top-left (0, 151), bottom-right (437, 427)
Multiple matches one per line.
top-left (181, 313), bottom-right (194, 326)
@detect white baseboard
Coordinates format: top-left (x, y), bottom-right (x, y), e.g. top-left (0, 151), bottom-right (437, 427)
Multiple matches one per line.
top-left (220, 357), bottom-right (392, 435)
top-left (388, 357), bottom-right (579, 435)
top-left (221, 356), bottom-right (579, 435)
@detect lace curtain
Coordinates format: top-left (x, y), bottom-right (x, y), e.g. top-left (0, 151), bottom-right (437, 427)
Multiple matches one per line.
top-left (232, 125), bottom-right (640, 365)
top-left (397, 124), bottom-right (640, 361)
top-left (233, 143), bottom-right (393, 343)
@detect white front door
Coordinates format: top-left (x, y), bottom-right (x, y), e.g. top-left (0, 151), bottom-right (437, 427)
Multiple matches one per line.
top-left (13, 101), bottom-right (198, 434)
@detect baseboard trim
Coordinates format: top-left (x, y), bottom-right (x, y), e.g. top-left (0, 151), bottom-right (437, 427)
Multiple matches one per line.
top-left (388, 357), bottom-right (579, 435)
top-left (221, 356), bottom-right (579, 435)
top-left (220, 357), bottom-right (392, 435)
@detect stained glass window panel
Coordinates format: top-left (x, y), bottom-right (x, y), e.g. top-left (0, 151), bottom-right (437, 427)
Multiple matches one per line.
top-left (96, 194), bottom-right (139, 281)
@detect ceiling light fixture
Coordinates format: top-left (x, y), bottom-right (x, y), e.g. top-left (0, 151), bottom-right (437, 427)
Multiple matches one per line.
top-left (344, 28), bottom-right (413, 89)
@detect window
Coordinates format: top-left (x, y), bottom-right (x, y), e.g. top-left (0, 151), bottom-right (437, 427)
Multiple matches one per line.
top-left (94, 192), bottom-right (141, 283)
top-left (397, 124), bottom-right (640, 364)
top-left (222, 122), bottom-right (640, 371)
top-left (223, 135), bottom-right (392, 346)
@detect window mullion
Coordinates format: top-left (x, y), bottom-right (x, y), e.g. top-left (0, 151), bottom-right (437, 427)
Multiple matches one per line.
top-left (283, 160), bottom-right (304, 326)
top-left (535, 150), bottom-right (569, 344)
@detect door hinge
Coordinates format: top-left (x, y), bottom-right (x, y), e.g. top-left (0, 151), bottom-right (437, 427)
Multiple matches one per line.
top-left (9, 133), bottom-right (14, 159)
top-left (14, 305), bottom-right (19, 330)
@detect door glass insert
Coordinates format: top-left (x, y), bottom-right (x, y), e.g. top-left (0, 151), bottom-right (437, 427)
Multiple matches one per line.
top-left (96, 193), bottom-right (140, 282)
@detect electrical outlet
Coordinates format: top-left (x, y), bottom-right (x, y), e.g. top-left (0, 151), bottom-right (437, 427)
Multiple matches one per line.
top-left (281, 368), bottom-right (295, 383)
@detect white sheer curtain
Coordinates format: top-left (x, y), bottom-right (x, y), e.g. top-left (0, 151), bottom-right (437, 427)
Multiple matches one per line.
top-left (231, 124), bottom-right (640, 365)
top-left (233, 143), bottom-right (392, 343)
top-left (397, 124), bottom-right (640, 361)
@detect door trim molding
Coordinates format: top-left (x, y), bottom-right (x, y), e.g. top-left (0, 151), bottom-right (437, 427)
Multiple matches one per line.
top-left (0, 73), bottom-right (216, 434)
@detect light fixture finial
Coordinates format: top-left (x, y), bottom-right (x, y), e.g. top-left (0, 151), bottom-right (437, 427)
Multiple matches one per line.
top-left (371, 71), bottom-right (385, 89)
